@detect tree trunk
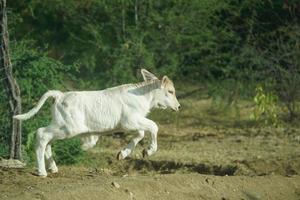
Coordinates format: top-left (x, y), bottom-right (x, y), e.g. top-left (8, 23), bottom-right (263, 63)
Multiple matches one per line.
top-left (0, 0), bottom-right (22, 160)
top-left (134, 0), bottom-right (138, 26)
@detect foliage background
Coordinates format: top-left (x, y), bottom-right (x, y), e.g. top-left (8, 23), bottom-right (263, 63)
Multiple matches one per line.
top-left (1, 0), bottom-right (300, 163)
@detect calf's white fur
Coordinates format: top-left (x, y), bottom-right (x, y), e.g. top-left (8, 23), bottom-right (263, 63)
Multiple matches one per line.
top-left (14, 69), bottom-right (180, 177)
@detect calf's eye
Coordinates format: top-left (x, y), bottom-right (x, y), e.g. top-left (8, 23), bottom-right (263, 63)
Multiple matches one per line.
top-left (168, 90), bottom-right (174, 95)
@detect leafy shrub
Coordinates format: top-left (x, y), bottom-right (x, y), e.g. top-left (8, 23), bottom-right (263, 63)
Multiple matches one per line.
top-left (251, 85), bottom-right (279, 126)
top-left (0, 144), bottom-right (9, 158)
top-left (52, 138), bottom-right (86, 165)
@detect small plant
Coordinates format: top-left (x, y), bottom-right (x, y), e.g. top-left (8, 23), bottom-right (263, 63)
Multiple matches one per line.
top-left (251, 85), bottom-right (279, 126)
top-left (53, 138), bottom-right (86, 165)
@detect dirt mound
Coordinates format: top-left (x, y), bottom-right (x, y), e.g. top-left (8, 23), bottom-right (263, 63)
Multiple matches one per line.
top-left (124, 159), bottom-right (238, 176)
top-left (0, 158), bottom-right (26, 168)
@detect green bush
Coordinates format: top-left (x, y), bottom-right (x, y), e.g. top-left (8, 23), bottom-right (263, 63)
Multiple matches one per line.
top-left (251, 85), bottom-right (279, 126)
top-left (52, 138), bottom-right (86, 165)
top-left (0, 144), bottom-right (9, 158)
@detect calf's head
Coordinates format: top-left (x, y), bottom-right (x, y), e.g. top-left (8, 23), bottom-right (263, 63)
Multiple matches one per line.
top-left (141, 69), bottom-right (181, 111)
top-left (157, 76), bottom-right (181, 111)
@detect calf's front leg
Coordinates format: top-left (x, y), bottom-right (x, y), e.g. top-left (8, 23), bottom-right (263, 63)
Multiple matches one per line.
top-left (118, 117), bottom-right (158, 160)
top-left (117, 130), bottom-right (145, 160)
top-left (141, 118), bottom-right (158, 157)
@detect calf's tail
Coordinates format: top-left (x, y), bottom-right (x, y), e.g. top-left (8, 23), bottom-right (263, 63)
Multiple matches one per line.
top-left (14, 90), bottom-right (62, 121)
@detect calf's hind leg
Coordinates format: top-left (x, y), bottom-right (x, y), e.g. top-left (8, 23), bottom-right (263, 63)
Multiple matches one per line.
top-left (45, 144), bottom-right (58, 173)
top-left (35, 127), bottom-right (53, 177)
top-left (81, 134), bottom-right (100, 151)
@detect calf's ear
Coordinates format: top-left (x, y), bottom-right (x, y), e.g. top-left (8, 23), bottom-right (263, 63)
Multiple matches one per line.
top-left (161, 76), bottom-right (170, 88)
top-left (141, 69), bottom-right (158, 81)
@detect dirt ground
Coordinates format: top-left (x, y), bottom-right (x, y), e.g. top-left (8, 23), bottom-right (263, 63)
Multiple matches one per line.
top-left (1, 167), bottom-right (300, 200)
top-left (1, 98), bottom-right (300, 200)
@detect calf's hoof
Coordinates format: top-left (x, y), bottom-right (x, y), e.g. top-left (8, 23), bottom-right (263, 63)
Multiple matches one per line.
top-left (49, 167), bottom-right (58, 174)
top-left (117, 151), bottom-right (124, 160)
top-left (36, 171), bottom-right (47, 178)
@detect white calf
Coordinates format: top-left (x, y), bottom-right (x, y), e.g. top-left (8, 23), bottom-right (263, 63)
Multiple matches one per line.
top-left (14, 69), bottom-right (180, 177)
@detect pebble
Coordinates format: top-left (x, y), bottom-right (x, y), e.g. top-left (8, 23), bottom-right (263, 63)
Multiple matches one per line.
top-left (125, 189), bottom-right (134, 199)
top-left (112, 181), bottom-right (120, 189)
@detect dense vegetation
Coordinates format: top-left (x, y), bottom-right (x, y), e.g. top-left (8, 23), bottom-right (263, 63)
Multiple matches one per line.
top-left (1, 0), bottom-right (299, 162)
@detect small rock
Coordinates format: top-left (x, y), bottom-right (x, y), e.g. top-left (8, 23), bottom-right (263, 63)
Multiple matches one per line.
top-left (27, 186), bottom-right (33, 190)
top-left (125, 189), bottom-right (134, 199)
top-left (129, 192), bottom-right (134, 200)
top-left (112, 181), bottom-right (120, 189)
top-left (205, 178), bottom-right (209, 183)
